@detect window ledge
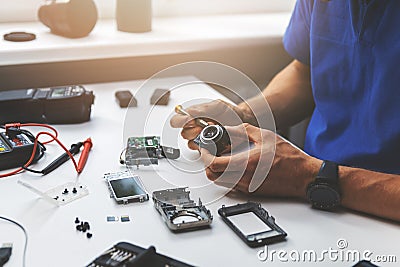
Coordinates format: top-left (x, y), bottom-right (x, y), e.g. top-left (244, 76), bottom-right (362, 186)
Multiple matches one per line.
top-left (0, 13), bottom-right (290, 66)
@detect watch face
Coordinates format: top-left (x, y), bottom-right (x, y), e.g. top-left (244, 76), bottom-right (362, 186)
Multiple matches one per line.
top-left (307, 183), bottom-right (340, 210)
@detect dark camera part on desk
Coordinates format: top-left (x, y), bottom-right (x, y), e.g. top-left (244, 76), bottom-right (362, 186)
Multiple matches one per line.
top-left (0, 86), bottom-right (94, 125)
top-left (194, 124), bottom-right (231, 156)
top-left (38, 0), bottom-right (98, 38)
top-left (115, 90), bottom-right (137, 108)
top-left (353, 260), bottom-right (379, 267)
top-left (218, 202), bottom-right (287, 248)
top-left (87, 242), bottom-right (194, 267)
top-left (150, 89), bottom-right (170, 106)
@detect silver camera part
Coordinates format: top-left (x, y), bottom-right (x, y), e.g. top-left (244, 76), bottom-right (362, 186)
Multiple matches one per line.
top-left (104, 171), bottom-right (149, 204)
top-left (152, 187), bottom-right (213, 232)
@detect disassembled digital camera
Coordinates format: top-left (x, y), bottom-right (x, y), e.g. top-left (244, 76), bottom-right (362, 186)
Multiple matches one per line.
top-left (218, 202), bottom-right (287, 247)
top-left (122, 136), bottom-right (180, 168)
top-left (104, 171), bottom-right (149, 204)
top-left (193, 124), bottom-right (231, 156)
top-left (152, 188), bottom-right (213, 232)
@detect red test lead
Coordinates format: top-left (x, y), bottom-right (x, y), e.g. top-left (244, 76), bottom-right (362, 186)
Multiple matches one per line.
top-left (77, 138), bottom-right (93, 173)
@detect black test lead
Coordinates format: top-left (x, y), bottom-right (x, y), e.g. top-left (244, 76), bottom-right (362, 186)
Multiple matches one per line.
top-left (41, 142), bottom-right (83, 175)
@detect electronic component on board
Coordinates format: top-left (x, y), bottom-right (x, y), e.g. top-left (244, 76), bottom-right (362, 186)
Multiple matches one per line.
top-left (125, 136), bottom-right (161, 166)
top-left (218, 202), bottom-right (287, 247)
top-left (152, 187), bottom-right (213, 232)
top-left (104, 171), bottom-right (149, 204)
top-left (123, 136), bottom-right (180, 168)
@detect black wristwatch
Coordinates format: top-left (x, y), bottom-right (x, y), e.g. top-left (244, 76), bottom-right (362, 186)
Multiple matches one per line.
top-left (306, 160), bottom-right (341, 210)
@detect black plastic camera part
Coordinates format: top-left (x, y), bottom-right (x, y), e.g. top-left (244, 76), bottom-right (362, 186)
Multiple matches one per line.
top-left (218, 202), bottom-right (287, 247)
top-left (193, 124), bottom-right (231, 156)
top-left (86, 242), bottom-right (194, 267)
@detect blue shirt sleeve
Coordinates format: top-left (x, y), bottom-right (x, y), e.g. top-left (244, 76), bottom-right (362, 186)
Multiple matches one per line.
top-left (283, 0), bottom-right (313, 65)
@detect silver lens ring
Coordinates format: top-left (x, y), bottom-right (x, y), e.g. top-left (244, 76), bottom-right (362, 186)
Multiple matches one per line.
top-left (201, 125), bottom-right (222, 142)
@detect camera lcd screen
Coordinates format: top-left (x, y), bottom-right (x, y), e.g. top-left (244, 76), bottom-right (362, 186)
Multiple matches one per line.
top-left (109, 177), bottom-right (146, 199)
top-left (227, 212), bottom-right (272, 236)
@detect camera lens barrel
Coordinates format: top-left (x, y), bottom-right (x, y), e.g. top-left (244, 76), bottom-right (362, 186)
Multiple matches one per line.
top-left (196, 125), bottom-right (231, 156)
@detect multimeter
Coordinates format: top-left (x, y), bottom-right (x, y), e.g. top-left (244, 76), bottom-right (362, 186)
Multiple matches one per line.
top-left (0, 132), bottom-right (43, 171)
top-left (0, 85), bottom-right (95, 124)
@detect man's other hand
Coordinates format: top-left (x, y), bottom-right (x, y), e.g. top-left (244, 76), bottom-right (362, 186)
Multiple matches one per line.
top-left (200, 123), bottom-right (321, 198)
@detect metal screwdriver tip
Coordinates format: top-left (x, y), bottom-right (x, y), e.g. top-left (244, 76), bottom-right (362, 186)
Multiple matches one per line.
top-left (175, 105), bottom-right (190, 116)
top-left (174, 105), bottom-right (209, 128)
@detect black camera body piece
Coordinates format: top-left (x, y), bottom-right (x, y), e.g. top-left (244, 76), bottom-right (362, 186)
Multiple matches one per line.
top-left (194, 124), bottom-right (231, 156)
top-left (87, 242), bottom-right (194, 267)
top-left (0, 85), bottom-right (95, 124)
top-left (38, 0), bottom-right (98, 38)
top-left (0, 131), bottom-right (43, 171)
top-left (218, 202), bottom-right (287, 247)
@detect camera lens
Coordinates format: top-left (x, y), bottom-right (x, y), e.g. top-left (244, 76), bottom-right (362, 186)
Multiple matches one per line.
top-left (203, 126), bottom-right (219, 139)
top-left (194, 125), bottom-right (231, 156)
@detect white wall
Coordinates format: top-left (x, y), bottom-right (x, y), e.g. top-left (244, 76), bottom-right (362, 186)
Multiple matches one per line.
top-left (0, 0), bottom-right (296, 22)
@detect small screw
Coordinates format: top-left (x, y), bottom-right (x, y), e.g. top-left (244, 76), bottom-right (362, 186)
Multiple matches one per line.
top-left (84, 222), bottom-right (90, 230)
top-left (72, 187), bottom-right (77, 194)
top-left (75, 217), bottom-right (80, 224)
top-left (86, 233), bottom-right (93, 239)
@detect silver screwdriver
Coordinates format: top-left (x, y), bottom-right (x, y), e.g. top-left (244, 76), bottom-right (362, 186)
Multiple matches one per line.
top-left (175, 105), bottom-right (209, 128)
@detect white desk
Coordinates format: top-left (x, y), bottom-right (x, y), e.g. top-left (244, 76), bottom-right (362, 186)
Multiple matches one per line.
top-left (0, 76), bottom-right (399, 267)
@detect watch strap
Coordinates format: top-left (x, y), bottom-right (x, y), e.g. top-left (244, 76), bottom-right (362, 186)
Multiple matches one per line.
top-left (316, 160), bottom-right (339, 184)
top-left (306, 160), bottom-right (341, 210)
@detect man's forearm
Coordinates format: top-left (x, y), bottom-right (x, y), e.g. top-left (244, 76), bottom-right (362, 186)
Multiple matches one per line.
top-left (297, 158), bottom-right (400, 221)
top-left (338, 166), bottom-right (400, 221)
top-left (238, 60), bottom-right (315, 129)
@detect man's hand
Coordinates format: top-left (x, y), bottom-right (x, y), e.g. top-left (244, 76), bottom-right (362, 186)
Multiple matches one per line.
top-left (200, 123), bottom-right (321, 198)
top-left (170, 100), bottom-right (253, 150)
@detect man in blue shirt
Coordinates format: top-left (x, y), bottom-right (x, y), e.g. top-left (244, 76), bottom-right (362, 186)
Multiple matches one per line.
top-left (171, 0), bottom-right (400, 221)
